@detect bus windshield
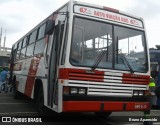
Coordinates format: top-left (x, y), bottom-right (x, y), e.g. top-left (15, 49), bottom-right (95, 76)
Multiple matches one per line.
top-left (70, 17), bottom-right (148, 73)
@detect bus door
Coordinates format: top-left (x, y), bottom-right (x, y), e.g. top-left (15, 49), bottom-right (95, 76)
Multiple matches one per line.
top-left (45, 21), bottom-right (65, 107)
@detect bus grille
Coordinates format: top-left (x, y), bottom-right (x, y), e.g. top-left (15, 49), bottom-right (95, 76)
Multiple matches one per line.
top-left (68, 71), bottom-right (148, 97)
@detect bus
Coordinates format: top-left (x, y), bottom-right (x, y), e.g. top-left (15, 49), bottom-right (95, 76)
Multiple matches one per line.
top-left (10, 0), bottom-right (151, 116)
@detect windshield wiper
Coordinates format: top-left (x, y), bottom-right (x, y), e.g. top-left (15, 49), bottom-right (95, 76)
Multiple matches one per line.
top-left (119, 53), bottom-right (134, 74)
top-left (91, 49), bottom-right (106, 70)
top-left (116, 36), bottom-right (134, 74)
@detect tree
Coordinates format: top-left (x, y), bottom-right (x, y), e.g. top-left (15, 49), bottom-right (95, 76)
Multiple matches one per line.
top-left (155, 45), bottom-right (160, 50)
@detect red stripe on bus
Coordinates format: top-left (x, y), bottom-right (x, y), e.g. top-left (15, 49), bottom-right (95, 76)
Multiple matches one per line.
top-left (122, 74), bottom-right (150, 85)
top-left (63, 101), bottom-right (150, 112)
top-left (24, 56), bottom-right (41, 97)
top-left (69, 77), bottom-right (103, 82)
top-left (59, 68), bottom-right (104, 82)
top-left (69, 73), bottom-right (104, 79)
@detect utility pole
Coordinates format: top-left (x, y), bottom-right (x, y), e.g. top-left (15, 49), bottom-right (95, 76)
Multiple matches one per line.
top-left (3, 29), bottom-right (6, 48)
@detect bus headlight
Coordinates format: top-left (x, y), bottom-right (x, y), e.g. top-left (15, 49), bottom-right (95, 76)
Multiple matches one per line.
top-left (138, 91), bottom-right (144, 96)
top-left (70, 87), bottom-right (87, 95)
top-left (63, 87), bottom-right (87, 95)
top-left (70, 88), bottom-right (78, 94)
top-left (133, 90), bottom-right (144, 96)
top-left (133, 90), bottom-right (139, 96)
top-left (78, 88), bottom-right (86, 95)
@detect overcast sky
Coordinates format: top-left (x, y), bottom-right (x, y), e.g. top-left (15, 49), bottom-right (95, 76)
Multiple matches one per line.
top-left (0, 0), bottom-right (160, 48)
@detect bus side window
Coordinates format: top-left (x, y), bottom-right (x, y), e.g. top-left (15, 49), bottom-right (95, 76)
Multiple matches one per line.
top-left (20, 48), bottom-right (26, 59)
top-left (26, 30), bottom-right (37, 57)
top-left (16, 50), bottom-right (20, 60)
top-left (16, 40), bottom-right (23, 60)
top-left (20, 37), bottom-right (27, 59)
top-left (28, 30), bottom-right (37, 44)
top-left (37, 24), bottom-right (46, 40)
top-left (22, 37), bottom-right (27, 48)
top-left (34, 24), bottom-right (46, 55)
top-left (13, 43), bottom-right (18, 61)
top-left (26, 44), bottom-right (35, 57)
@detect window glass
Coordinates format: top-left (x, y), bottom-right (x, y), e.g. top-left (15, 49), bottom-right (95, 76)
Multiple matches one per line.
top-left (70, 17), bottom-right (113, 69)
top-left (20, 48), bottom-right (26, 59)
top-left (18, 40), bottom-right (22, 50)
top-left (114, 26), bottom-right (147, 72)
top-left (28, 30), bottom-right (37, 44)
top-left (22, 37), bottom-right (27, 48)
top-left (16, 50), bottom-right (20, 60)
top-left (26, 43), bottom-right (35, 57)
top-left (34, 39), bottom-right (45, 55)
top-left (14, 43), bottom-right (18, 50)
top-left (70, 17), bottom-right (148, 73)
top-left (37, 24), bottom-right (46, 40)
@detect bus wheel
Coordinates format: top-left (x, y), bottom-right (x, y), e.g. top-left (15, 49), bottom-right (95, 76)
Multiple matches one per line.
top-left (36, 87), bottom-right (47, 116)
top-left (13, 84), bottom-right (21, 99)
top-left (94, 112), bottom-right (112, 118)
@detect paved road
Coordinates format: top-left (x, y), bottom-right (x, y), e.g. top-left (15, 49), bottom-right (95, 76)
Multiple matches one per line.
top-left (0, 92), bottom-right (160, 125)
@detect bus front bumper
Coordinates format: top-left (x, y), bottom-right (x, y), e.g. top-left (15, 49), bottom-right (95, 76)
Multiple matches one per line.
top-left (63, 101), bottom-right (150, 112)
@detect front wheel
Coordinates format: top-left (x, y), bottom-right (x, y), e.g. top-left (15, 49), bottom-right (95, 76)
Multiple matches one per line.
top-left (94, 112), bottom-right (112, 118)
top-left (36, 86), bottom-right (47, 116)
top-left (13, 83), bottom-right (21, 99)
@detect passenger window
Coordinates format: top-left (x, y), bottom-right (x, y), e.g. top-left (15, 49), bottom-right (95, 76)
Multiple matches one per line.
top-left (20, 48), bottom-right (26, 59)
top-left (34, 39), bottom-right (45, 55)
top-left (37, 24), bottom-right (46, 40)
top-left (22, 37), bottom-right (27, 48)
top-left (14, 43), bottom-right (18, 50)
top-left (18, 40), bottom-right (22, 50)
top-left (16, 50), bottom-right (20, 60)
top-left (26, 43), bottom-right (35, 57)
top-left (28, 30), bottom-right (37, 44)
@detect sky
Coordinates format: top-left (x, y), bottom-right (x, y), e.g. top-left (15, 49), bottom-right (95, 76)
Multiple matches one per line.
top-left (0, 0), bottom-right (160, 48)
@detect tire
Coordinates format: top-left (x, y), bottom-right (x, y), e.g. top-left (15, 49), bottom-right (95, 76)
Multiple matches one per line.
top-left (36, 86), bottom-right (47, 116)
top-left (94, 112), bottom-right (112, 118)
top-left (13, 84), bottom-right (21, 99)
top-left (13, 90), bottom-right (21, 99)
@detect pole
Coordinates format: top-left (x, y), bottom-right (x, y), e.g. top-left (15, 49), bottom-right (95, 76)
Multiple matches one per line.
top-left (0, 28), bottom-right (2, 48)
top-left (3, 29), bottom-right (6, 48)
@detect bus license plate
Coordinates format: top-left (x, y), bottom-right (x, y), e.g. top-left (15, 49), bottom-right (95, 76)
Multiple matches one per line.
top-left (135, 104), bottom-right (147, 109)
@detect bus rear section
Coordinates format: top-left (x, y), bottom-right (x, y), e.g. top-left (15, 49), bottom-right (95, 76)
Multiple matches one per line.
top-left (10, 0), bottom-right (151, 116)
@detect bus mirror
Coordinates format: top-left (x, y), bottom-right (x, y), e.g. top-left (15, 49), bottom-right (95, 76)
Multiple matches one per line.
top-left (45, 20), bottom-right (55, 35)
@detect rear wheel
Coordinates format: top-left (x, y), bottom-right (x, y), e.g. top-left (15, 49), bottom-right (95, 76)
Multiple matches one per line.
top-left (94, 112), bottom-right (112, 118)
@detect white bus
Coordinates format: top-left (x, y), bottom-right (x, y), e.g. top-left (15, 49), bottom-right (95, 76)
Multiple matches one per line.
top-left (10, 0), bottom-right (151, 116)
